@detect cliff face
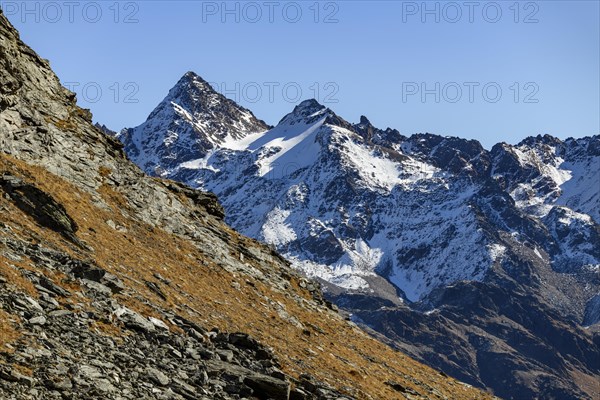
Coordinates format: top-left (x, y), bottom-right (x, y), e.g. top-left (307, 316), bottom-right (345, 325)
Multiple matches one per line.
top-left (0, 10), bottom-right (492, 400)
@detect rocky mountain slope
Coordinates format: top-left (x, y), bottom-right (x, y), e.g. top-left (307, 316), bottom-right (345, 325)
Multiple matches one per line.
top-left (0, 10), bottom-right (494, 400)
top-left (119, 73), bottom-right (600, 399)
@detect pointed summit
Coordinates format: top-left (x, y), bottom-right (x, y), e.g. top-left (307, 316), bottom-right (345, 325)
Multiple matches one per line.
top-left (293, 98), bottom-right (326, 115)
top-left (153, 71), bottom-right (220, 117)
top-left (276, 99), bottom-right (354, 131)
top-left (275, 99), bottom-right (327, 126)
top-left (352, 115), bottom-right (405, 146)
top-left (178, 70), bottom-right (206, 84)
top-left (170, 71), bottom-right (214, 97)
top-left (359, 115), bottom-right (371, 125)
top-left (120, 72), bottom-right (269, 175)
top-left (182, 70), bottom-right (203, 80)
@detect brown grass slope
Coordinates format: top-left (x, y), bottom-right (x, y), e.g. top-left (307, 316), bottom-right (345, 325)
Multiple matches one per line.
top-left (0, 10), bottom-right (493, 399)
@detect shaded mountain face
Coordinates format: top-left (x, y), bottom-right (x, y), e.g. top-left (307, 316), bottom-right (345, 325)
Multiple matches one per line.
top-left (0, 10), bottom-right (495, 400)
top-left (121, 73), bottom-right (600, 399)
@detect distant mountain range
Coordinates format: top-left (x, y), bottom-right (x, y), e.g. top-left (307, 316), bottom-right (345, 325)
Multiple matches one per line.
top-left (114, 71), bottom-right (600, 399)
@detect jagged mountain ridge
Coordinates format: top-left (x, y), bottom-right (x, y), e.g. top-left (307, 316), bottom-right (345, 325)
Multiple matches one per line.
top-left (0, 10), bottom-right (495, 400)
top-left (122, 82), bottom-right (599, 306)
top-left (119, 72), bottom-right (600, 399)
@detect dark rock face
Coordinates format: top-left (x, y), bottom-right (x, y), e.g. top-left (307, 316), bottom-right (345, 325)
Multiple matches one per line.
top-left (405, 134), bottom-right (490, 177)
top-left (299, 228), bottom-right (346, 265)
top-left (94, 123), bottom-right (117, 137)
top-left (68, 259), bottom-right (125, 294)
top-left (162, 179), bottom-right (225, 219)
top-left (0, 174), bottom-right (78, 242)
top-left (584, 295), bottom-right (600, 326)
top-left (353, 115), bottom-right (406, 147)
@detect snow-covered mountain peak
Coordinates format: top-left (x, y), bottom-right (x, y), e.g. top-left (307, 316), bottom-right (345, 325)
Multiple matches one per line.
top-left (176, 70), bottom-right (213, 93)
top-left (490, 134), bottom-right (600, 222)
top-left (158, 71), bottom-right (264, 135)
top-left (292, 98), bottom-right (326, 115)
top-left (119, 72), bottom-right (269, 175)
top-left (277, 98), bottom-right (329, 126)
top-left (274, 99), bottom-right (355, 131)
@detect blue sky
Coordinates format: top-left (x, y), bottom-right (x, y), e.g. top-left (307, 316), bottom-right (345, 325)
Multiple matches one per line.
top-left (3, 0), bottom-right (599, 148)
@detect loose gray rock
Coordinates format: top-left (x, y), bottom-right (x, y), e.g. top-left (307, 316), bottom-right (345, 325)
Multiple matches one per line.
top-left (146, 368), bottom-right (170, 387)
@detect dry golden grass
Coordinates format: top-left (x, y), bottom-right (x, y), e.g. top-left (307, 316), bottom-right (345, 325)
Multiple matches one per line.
top-left (0, 255), bottom-right (38, 297)
top-left (0, 308), bottom-right (20, 353)
top-left (568, 368), bottom-right (600, 399)
top-left (0, 154), bottom-right (494, 399)
top-left (89, 320), bottom-right (126, 341)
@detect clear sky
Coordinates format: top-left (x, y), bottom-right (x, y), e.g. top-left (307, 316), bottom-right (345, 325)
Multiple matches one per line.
top-left (3, 0), bottom-right (599, 148)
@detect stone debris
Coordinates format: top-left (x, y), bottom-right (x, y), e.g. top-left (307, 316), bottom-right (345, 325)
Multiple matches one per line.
top-left (0, 237), bottom-right (350, 400)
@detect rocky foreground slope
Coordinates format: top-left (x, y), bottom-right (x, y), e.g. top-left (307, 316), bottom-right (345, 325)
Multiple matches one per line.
top-left (118, 73), bottom-right (600, 399)
top-left (0, 10), bottom-right (496, 400)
